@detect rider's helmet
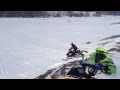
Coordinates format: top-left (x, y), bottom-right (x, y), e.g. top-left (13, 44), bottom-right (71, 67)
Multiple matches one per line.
top-left (96, 47), bottom-right (108, 56)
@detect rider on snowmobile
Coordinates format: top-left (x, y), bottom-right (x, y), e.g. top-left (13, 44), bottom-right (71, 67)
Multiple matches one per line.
top-left (66, 43), bottom-right (78, 58)
top-left (69, 43), bottom-right (78, 56)
top-left (66, 43), bottom-right (88, 60)
top-left (89, 47), bottom-right (116, 75)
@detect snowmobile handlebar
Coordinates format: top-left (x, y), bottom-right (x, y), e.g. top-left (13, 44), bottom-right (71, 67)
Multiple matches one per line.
top-left (79, 60), bottom-right (105, 76)
top-left (82, 50), bottom-right (88, 53)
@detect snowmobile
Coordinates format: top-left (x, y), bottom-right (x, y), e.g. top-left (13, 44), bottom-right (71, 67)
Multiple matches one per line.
top-left (63, 49), bottom-right (88, 61)
top-left (60, 60), bottom-right (105, 79)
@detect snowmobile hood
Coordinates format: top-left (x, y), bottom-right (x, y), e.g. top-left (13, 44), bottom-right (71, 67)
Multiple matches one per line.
top-left (60, 75), bottom-right (77, 79)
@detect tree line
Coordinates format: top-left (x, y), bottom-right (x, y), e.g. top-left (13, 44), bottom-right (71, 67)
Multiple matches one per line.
top-left (0, 11), bottom-right (120, 17)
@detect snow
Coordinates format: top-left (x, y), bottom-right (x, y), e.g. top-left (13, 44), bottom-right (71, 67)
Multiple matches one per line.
top-left (0, 16), bottom-right (120, 79)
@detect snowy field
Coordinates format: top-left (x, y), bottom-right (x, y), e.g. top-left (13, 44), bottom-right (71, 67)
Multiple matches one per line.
top-left (0, 16), bottom-right (120, 79)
